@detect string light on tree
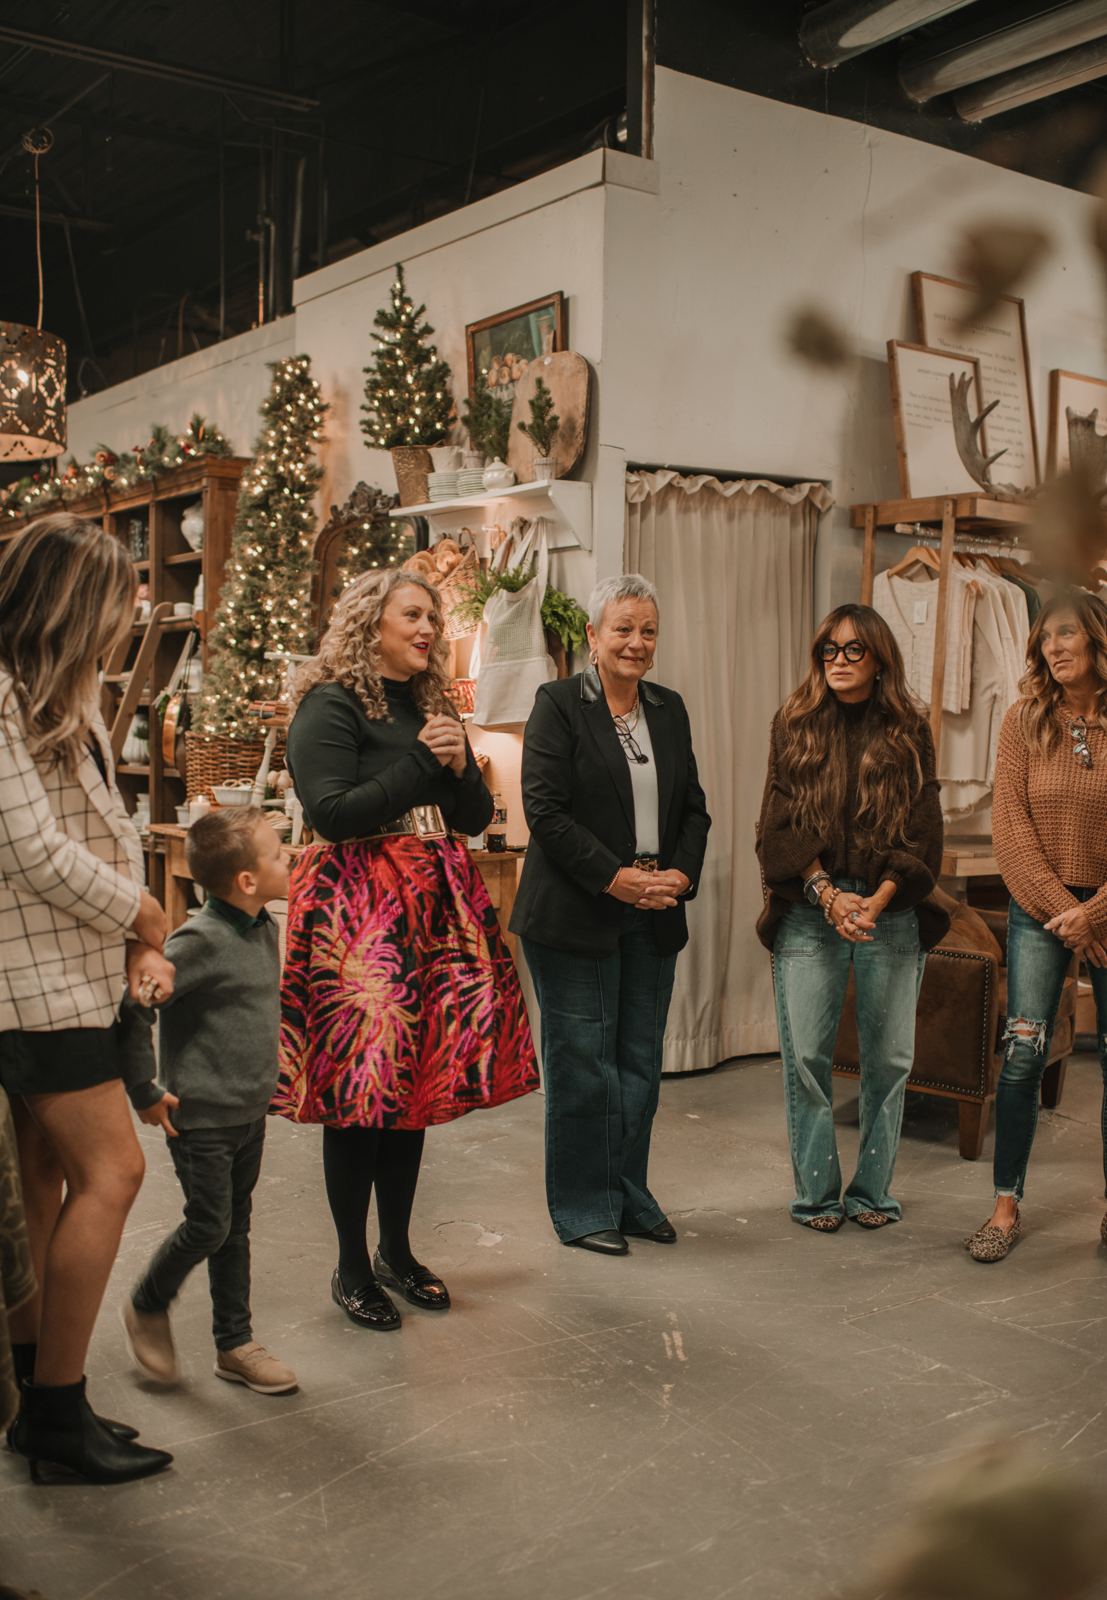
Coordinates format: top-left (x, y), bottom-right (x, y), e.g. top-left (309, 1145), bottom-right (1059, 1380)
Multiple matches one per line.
top-left (201, 355), bottom-right (328, 738)
top-left (360, 263), bottom-right (453, 449)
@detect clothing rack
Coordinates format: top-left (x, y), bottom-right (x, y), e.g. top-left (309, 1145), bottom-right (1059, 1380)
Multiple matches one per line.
top-left (853, 493), bottom-right (1033, 762)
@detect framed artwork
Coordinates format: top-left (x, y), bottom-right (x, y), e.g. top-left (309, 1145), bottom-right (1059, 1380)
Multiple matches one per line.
top-left (1046, 369), bottom-right (1107, 476)
top-left (465, 291), bottom-right (567, 400)
top-left (912, 271), bottom-right (1039, 488)
top-left (887, 341), bottom-right (987, 498)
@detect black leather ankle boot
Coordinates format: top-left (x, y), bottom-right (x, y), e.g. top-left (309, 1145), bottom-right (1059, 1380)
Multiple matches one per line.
top-left (10, 1378), bottom-right (172, 1485)
top-left (5, 1346), bottom-right (138, 1447)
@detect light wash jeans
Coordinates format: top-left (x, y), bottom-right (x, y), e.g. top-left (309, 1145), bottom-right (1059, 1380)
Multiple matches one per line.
top-left (773, 880), bottom-right (925, 1222)
top-left (522, 906), bottom-right (678, 1243)
top-left (995, 890), bottom-right (1107, 1201)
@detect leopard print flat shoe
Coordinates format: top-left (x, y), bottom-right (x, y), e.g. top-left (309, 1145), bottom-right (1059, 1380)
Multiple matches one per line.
top-left (803, 1214), bottom-right (843, 1232)
top-left (1100, 1210), bottom-right (1107, 1245)
top-left (852, 1210), bottom-right (893, 1229)
top-left (965, 1210), bottom-right (1021, 1262)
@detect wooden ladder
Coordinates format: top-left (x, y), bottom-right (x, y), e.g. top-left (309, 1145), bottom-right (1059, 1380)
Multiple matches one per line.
top-left (105, 602), bottom-right (173, 764)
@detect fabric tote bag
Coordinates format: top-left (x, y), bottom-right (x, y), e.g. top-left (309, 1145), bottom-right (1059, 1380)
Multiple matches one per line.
top-left (472, 518), bottom-right (556, 728)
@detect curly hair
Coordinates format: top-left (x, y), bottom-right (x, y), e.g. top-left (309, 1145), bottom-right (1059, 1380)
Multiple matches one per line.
top-left (0, 513), bottom-right (137, 774)
top-left (288, 567), bottom-right (456, 722)
top-left (775, 603), bottom-right (931, 851)
top-left (1015, 590), bottom-right (1107, 757)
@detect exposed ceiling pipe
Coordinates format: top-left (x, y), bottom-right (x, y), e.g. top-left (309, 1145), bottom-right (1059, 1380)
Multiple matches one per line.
top-left (954, 31), bottom-right (1107, 116)
top-left (800, 0), bottom-right (982, 69)
top-left (900, 0), bottom-right (1107, 101)
top-left (0, 25), bottom-right (319, 113)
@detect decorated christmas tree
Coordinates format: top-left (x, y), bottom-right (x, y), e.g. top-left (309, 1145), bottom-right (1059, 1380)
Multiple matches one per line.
top-left (330, 482), bottom-right (414, 587)
top-left (201, 356), bottom-right (328, 738)
top-left (360, 263), bottom-right (453, 449)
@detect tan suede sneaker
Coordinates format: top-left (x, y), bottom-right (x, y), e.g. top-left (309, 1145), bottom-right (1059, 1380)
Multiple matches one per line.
top-left (214, 1342), bottom-right (297, 1394)
top-left (121, 1299), bottom-right (179, 1383)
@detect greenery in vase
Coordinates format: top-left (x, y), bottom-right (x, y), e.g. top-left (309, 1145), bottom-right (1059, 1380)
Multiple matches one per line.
top-left (201, 355), bottom-right (328, 738)
top-left (516, 376), bottom-right (560, 458)
top-left (361, 264), bottom-right (453, 450)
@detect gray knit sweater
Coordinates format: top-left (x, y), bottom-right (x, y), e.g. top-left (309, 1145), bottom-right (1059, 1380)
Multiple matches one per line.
top-left (121, 902), bottom-right (280, 1130)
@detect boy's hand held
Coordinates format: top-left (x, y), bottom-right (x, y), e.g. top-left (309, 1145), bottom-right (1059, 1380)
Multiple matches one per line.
top-left (127, 942), bottom-right (176, 1003)
top-left (138, 1092), bottom-right (180, 1137)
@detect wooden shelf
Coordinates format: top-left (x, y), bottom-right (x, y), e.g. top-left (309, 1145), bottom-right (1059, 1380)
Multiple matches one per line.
top-left (166, 550), bottom-right (203, 565)
top-left (117, 763), bottom-right (151, 776)
top-left (849, 494), bottom-right (1033, 532)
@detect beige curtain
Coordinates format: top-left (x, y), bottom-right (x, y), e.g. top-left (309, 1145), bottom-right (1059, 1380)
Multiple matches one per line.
top-left (626, 471), bottom-right (833, 1072)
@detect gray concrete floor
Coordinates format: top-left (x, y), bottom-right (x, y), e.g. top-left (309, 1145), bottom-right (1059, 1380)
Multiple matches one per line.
top-left (3, 1054), bottom-right (1107, 1600)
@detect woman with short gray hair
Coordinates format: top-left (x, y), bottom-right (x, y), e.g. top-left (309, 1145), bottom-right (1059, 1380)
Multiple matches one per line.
top-left (510, 574), bottom-right (710, 1254)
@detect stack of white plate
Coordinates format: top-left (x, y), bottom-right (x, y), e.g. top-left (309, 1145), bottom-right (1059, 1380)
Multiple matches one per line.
top-left (427, 471), bottom-right (459, 501)
top-left (456, 468), bottom-right (486, 496)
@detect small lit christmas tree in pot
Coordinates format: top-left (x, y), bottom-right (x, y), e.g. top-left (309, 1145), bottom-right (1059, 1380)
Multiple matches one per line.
top-left (200, 355), bottom-right (328, 744)
top-left (361, 262), bottom-right (453, 506)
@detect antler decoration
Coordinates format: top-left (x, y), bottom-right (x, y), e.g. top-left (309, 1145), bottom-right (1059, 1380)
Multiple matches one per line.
top-left (948, 372), bottom-right (1007, 492)
top-left (1065, 408), bottom-right (1107, 500)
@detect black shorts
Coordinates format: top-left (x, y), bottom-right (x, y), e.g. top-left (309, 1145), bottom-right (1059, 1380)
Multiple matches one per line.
top-left (0, 1023), bottom-right (122, 1096)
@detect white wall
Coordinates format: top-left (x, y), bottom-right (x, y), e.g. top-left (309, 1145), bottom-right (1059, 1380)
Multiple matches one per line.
top-left (66, 320), bottom-right (297, 464)
top-left (609, 67), bottom-right (1107, 617)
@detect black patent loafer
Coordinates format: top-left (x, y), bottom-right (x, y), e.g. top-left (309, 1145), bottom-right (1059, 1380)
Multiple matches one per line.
top-left (373, 1251), bottom-right (450, 1310)
top-left (566, 1229), bottom-right (629, 1255)
top-left (623, 1217), bottom-right (678, 1243)
top-left (331, 1268), bottom-right (401, 1330)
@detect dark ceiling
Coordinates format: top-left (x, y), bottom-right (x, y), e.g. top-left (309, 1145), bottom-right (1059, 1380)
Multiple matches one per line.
top-left (4, 0), bottom-right (1107, 414)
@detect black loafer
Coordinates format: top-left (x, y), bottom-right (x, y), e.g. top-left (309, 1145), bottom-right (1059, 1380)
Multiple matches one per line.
top-left (330, 1269), bottom-right (401, 1330)
top-left (373, 1251), bottom-right (450, 1310)
top-left (566, 1230), bottom-right (629, 1255)
top-left (623, 1217), bottom-right (677, 1243)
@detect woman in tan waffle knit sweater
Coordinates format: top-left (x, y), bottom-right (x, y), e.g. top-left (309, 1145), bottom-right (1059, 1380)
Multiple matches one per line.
top-left (966, 592), bottom-right (1107, 1263)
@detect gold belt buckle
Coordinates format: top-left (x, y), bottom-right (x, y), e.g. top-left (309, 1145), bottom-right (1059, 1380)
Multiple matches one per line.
top-left (634, 855), bottom-right (659, 873)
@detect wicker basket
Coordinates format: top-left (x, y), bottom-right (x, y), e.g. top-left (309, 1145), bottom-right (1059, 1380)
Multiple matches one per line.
top-left (390, 446), bottom-right (432, 508)
top-left (184, 732), bottom-right (286, 804)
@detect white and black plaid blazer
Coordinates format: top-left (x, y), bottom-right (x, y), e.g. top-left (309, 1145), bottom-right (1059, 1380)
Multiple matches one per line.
top-left (0, 670), bottom-right (144, 1033)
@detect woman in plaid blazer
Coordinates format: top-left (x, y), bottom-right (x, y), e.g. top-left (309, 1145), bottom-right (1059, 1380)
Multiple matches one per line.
top-left (0, 515), bottom-right (174, 1484)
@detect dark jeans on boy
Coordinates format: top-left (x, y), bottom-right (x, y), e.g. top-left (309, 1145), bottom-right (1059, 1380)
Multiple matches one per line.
top-left (132, 1118), bottom-right (266, 1351)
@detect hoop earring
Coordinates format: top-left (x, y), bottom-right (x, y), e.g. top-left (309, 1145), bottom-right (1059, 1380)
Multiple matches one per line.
top-left (590, 650), bottom-right (598, 666)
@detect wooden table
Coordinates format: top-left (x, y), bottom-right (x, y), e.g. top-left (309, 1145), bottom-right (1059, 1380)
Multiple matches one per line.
top-left (148, 826), bottom-right (524, 955)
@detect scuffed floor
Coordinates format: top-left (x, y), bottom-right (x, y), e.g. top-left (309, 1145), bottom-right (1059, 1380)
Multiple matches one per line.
top-left (3, 1053), bottom-right (1106, 1599)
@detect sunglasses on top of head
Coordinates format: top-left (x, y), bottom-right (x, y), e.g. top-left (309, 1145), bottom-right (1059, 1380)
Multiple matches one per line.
top-left (819, 640), bottom-right (869, 664)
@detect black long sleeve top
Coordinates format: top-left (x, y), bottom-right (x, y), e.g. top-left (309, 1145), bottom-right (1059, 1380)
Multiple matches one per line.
top-left (755, 697), bottom-right (949, 951)
top-left (285, 678), bottom-right (493, 842)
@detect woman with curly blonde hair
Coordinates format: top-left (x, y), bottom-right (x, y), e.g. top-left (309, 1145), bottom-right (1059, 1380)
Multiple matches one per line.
top-left (272, 568), bottom-right (538, 1329)
top-left (968, 591), bottom-right (1107, 1262)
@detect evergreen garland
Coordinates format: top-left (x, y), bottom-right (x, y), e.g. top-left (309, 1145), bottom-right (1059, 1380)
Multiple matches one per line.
top-left (200, 356), bottom-right (328, 737)
top-left (360, 263), bottom-right (453, 449)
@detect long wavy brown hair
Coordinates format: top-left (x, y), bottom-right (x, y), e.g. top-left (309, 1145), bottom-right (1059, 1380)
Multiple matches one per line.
top-left (776, 604), bottom-right (930, 850)
top-left (289, 567), bottom-right (456, 722)
top-left (0, 513), bottom-right (137, 774)
top-left (1015, 590), bottom-right (1107, 757)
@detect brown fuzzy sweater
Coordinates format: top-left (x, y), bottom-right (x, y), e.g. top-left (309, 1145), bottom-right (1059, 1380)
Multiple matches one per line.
top-left (992, 702), bottom-right (1107, 940)
top-left (755, 697), bottom-right (950, 951)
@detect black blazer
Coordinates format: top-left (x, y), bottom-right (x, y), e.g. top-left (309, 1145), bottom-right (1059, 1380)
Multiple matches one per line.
top-left (509, 667), bottom-right (711, 957)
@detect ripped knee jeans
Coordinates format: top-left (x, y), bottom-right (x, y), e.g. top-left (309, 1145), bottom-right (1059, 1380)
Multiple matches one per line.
top-left (995, 891), bottom-right (1107, 1201)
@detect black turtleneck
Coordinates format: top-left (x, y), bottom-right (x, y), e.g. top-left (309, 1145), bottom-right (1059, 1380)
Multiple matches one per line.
top-left (286, 677), bottom-right (493, 843)
top-left (755, 692), bottom-right (948, 950)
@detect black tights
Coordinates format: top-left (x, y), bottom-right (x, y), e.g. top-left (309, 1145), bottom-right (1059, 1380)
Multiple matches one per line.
top-left (322, 1126), bottom-right (425, 1291)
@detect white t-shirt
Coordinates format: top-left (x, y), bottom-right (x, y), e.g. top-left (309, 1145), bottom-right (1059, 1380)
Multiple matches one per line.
top-left (625, 708), bottom-right (660, 855)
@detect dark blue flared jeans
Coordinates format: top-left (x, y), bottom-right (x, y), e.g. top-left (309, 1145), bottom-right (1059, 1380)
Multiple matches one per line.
top-left (522, 907), bottom-right (678, 1243)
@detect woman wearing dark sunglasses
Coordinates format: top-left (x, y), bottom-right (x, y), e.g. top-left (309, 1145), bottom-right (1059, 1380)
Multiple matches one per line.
top-left (971, 593), bottom-right (1107, 1262)
top-left (756, 604), bottom-right (946, 1231)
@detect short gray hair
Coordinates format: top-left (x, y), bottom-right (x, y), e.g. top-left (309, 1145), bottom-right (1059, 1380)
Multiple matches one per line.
top-left (587, 573), bottom-right (660, 632)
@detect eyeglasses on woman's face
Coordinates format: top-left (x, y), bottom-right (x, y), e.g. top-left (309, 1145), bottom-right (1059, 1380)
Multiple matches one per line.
top-left (819, 639), bottom-right (869, 663)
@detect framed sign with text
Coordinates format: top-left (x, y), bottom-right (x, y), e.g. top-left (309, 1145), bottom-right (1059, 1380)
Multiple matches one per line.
top-left (887, 340), bottom-right (987, 499)
top-left (912, 271), bottom-right (1039, 490)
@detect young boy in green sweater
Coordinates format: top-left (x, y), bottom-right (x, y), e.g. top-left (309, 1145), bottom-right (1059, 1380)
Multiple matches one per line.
top-left (120, 806), bottom-right (296, 1396)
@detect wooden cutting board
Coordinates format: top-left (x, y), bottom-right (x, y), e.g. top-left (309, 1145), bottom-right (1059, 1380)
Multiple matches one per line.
top-left (507, 350), bottom-right (590, 483)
